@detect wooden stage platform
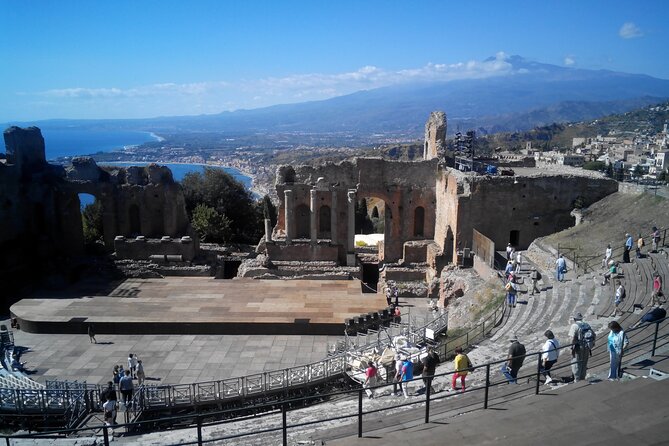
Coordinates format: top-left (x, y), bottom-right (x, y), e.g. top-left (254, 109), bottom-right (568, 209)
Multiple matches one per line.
top-left (10, 277), bottom-right (387, 336)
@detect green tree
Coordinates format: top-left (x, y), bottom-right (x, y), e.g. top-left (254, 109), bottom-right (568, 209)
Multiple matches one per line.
top-left (82, 200), bottom-right (103, 246)
top-left (191, 204), bottom-right (231, 243)
top-left (633, 164), bottom-right (644, 178)
top-left (181, 168), bottom-right (263, 243)
top-left (582, 161), bottom-right (605, 171)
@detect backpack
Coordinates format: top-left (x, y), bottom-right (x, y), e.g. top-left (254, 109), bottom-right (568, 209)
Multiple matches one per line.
top-left (575, 323), bottom-right (596, 356)
top-left (505, 282), bottom-right (513, 291)
top-left (536, 272), bottom-right (542, 280)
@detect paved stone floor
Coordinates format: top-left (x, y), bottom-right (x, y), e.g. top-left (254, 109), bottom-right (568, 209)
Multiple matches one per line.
top-left (5, 320), bottom-right (342, 386)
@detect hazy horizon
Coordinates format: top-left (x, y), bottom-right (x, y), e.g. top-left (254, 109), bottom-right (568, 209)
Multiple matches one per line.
top-left (2, 0), bottom-right (668, 122)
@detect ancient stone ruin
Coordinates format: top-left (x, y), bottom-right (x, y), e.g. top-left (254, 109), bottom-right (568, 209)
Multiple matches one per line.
top-left (0, 126), bottom-right (193, 291)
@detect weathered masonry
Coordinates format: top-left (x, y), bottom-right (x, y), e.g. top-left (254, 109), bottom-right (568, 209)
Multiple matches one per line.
top-left (265, 111), bottom-right (619, 272)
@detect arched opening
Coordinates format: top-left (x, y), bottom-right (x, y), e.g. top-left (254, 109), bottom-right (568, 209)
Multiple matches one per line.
top-left (129, 204), bottom-right (141, 236)
top-left (509, 230), bottom-right (520, 247)
top-left (354, 196), bottom-right (385, 252)
top-left (295, 204), bottom-right (310, 239)
top-left (445, 226), bottom-right (454, 264)
top-left (78, 193), bottom-right (104, 252)
top-left (414, 206), bottom-right (425, 237)
top-left (318, 205), bottom-right (331, 238)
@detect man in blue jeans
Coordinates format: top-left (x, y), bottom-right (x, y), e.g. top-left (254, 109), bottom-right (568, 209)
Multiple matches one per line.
top-left (555, 255), bottom-right (567, 282)
top-left (501, 337), bottom-right (526, 384)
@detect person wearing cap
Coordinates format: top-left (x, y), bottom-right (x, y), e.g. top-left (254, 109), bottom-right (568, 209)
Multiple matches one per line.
top-left (506, 243), bottom-right (513, 260)
top-left (530, 267), bottom-right (541, 295)
top-left (540, 330), bottom-right (560, 384)
top-left (504, 260), bottom-right (514, 279)
top-left (623, 233), bottom-right (633, 263)
top-left (568, 312), bottom-right (594, 382)
top-left (501, 337), bottom-right (526, 384)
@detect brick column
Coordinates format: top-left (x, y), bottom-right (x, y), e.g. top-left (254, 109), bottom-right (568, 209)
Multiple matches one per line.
top-left (284, 189), bottom-right (293, 244)
top-left (330, 189), bottom-right (338, 245)
top-left (310, 189), bottom-right (317, 245)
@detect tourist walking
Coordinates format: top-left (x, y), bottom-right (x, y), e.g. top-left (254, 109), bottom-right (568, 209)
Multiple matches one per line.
top-left (421, 347), bottom-right (440, 394)
top-left (505, 277), bottom-right (518, 308)
top-left (88, 324), bottom-right (96, 344)
top-left (400, 356), bottom-right (414, 398)
top-left (651, 273), bottom-right (664, 307)
top-left (569, 312), bottom-right (596, 382)
top-left (393, 354), bottom-right (403, 396)
top-left (101, 381), bottom-right (117, 424)
top-left (136, 360), bottom-right (146, 386)
top-left (611, 281), bottom-right (625, 317)
top-left (556, 254), bottom-right (567, 282)
top-left (504, 260), bottom-right (514, 280)
top-left (363, 361), bottom-right (377, 398)
top-left (501, 337), bottom-right (526, 384)
top-left (651, 226), bottom-right (661, 252)
top-left (602, 244), bottom-right (612, 268)
top-left (515, 251), bottom-right (523, 273)
top-left (506, 243), bottom-right (513, 260)
top-left (452, 347), bottom-right (472, 391)
top-left (119, 370), bottom-right (134, 408)
top-left (623, 233), bottom-right (633, 263)
top-left (103, 395), bottom-right (116, 427)
top-left (530, 267), bottom-right (541, 295)
top-left (128, 353), bottom-right (138, 379)
top-left (540, 330), bottom-right (560, 384)
top-left (607, 321), bottom-right (629, 380)
top-left (636, 234), bottom-right (645, 258)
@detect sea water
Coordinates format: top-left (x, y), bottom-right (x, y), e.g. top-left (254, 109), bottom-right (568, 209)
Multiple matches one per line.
top-left (38, 128), bottom-right (253, 207)
top-left (41, 128), bottom-right (158, 161)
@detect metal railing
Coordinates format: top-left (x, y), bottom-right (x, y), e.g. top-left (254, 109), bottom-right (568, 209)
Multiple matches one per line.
top-left (4, 316), bottom-right (666, 446)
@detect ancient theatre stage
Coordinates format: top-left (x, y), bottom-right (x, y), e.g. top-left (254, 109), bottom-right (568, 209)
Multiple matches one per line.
top-left (10, 278), bottom-right (386, 335)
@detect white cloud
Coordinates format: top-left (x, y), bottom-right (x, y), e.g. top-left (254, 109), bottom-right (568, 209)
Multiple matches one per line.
top-left (619, 22), bottom-right (643, 39)
top-left (564, 56), bottom-right (575, 66)
top-left (23, 54), bottom-right (521, 118)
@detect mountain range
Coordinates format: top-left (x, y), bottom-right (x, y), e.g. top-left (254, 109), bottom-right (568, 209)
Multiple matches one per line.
top-left (9, 56), bottom-right (669, 138)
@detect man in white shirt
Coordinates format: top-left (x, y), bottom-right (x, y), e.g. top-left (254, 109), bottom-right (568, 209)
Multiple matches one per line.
top-left (540, 330), bottom-right (560, 384)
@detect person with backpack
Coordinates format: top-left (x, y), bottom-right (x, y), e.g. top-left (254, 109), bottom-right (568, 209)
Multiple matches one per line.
top-left (505, 277), bottom-right (518, 308)
top-left (611, 281), bottom-right (625, 317)
top-left (555, 254), bottom-right (567, 282)
top-left (540, 330), bottom-right (560, 384)
top-left (530, 267), bottom-right (542, 295)
top-left (607, 321), bottom-right (629, 380)
top-left (568, 312), bottom-right (596, 382)
top-left (452, 347), bottom-right (472, 391)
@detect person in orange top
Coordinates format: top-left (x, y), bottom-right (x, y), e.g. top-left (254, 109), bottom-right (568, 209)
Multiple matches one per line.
top-left (452, 347), bottom-right (472, 392)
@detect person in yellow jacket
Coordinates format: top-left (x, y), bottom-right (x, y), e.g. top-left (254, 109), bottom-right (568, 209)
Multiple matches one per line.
top-left (452, 347), bottom-right (472, 392)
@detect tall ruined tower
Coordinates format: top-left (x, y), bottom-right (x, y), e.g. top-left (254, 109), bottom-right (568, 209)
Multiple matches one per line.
top-left (424, 111), bottom-right (447, 160)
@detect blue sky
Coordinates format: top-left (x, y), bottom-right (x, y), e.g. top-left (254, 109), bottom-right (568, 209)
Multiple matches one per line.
top-left (0, 0), bottom-right (667, 121)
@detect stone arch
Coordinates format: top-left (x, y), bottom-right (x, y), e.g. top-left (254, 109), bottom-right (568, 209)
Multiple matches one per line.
top-left (414, 206), bottom-right (425, 237)
top-left (318, 205), bottom-right (331, 238)
top-left (295, 203), bottom-right (310, 239)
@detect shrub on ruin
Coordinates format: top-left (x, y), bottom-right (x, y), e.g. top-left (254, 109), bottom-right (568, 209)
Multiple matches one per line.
top-left (191, 204), bottom-right (231, 243)
top-left (82, 201), bottom-right (103, 246)
top-left (181, 168), bottom-right (263, 243)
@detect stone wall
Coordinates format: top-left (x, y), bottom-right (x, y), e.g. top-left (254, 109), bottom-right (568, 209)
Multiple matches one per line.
top-left (1, 126), bottom-right (194, 294)
top-left (273, 157), bottom-right (439, 263)
top-left (424, 111), bottom-right (447, 160)
top-left (433, 167), bottom-right (619, 261)
top-left (114, 237), bottom-right (198, 261)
